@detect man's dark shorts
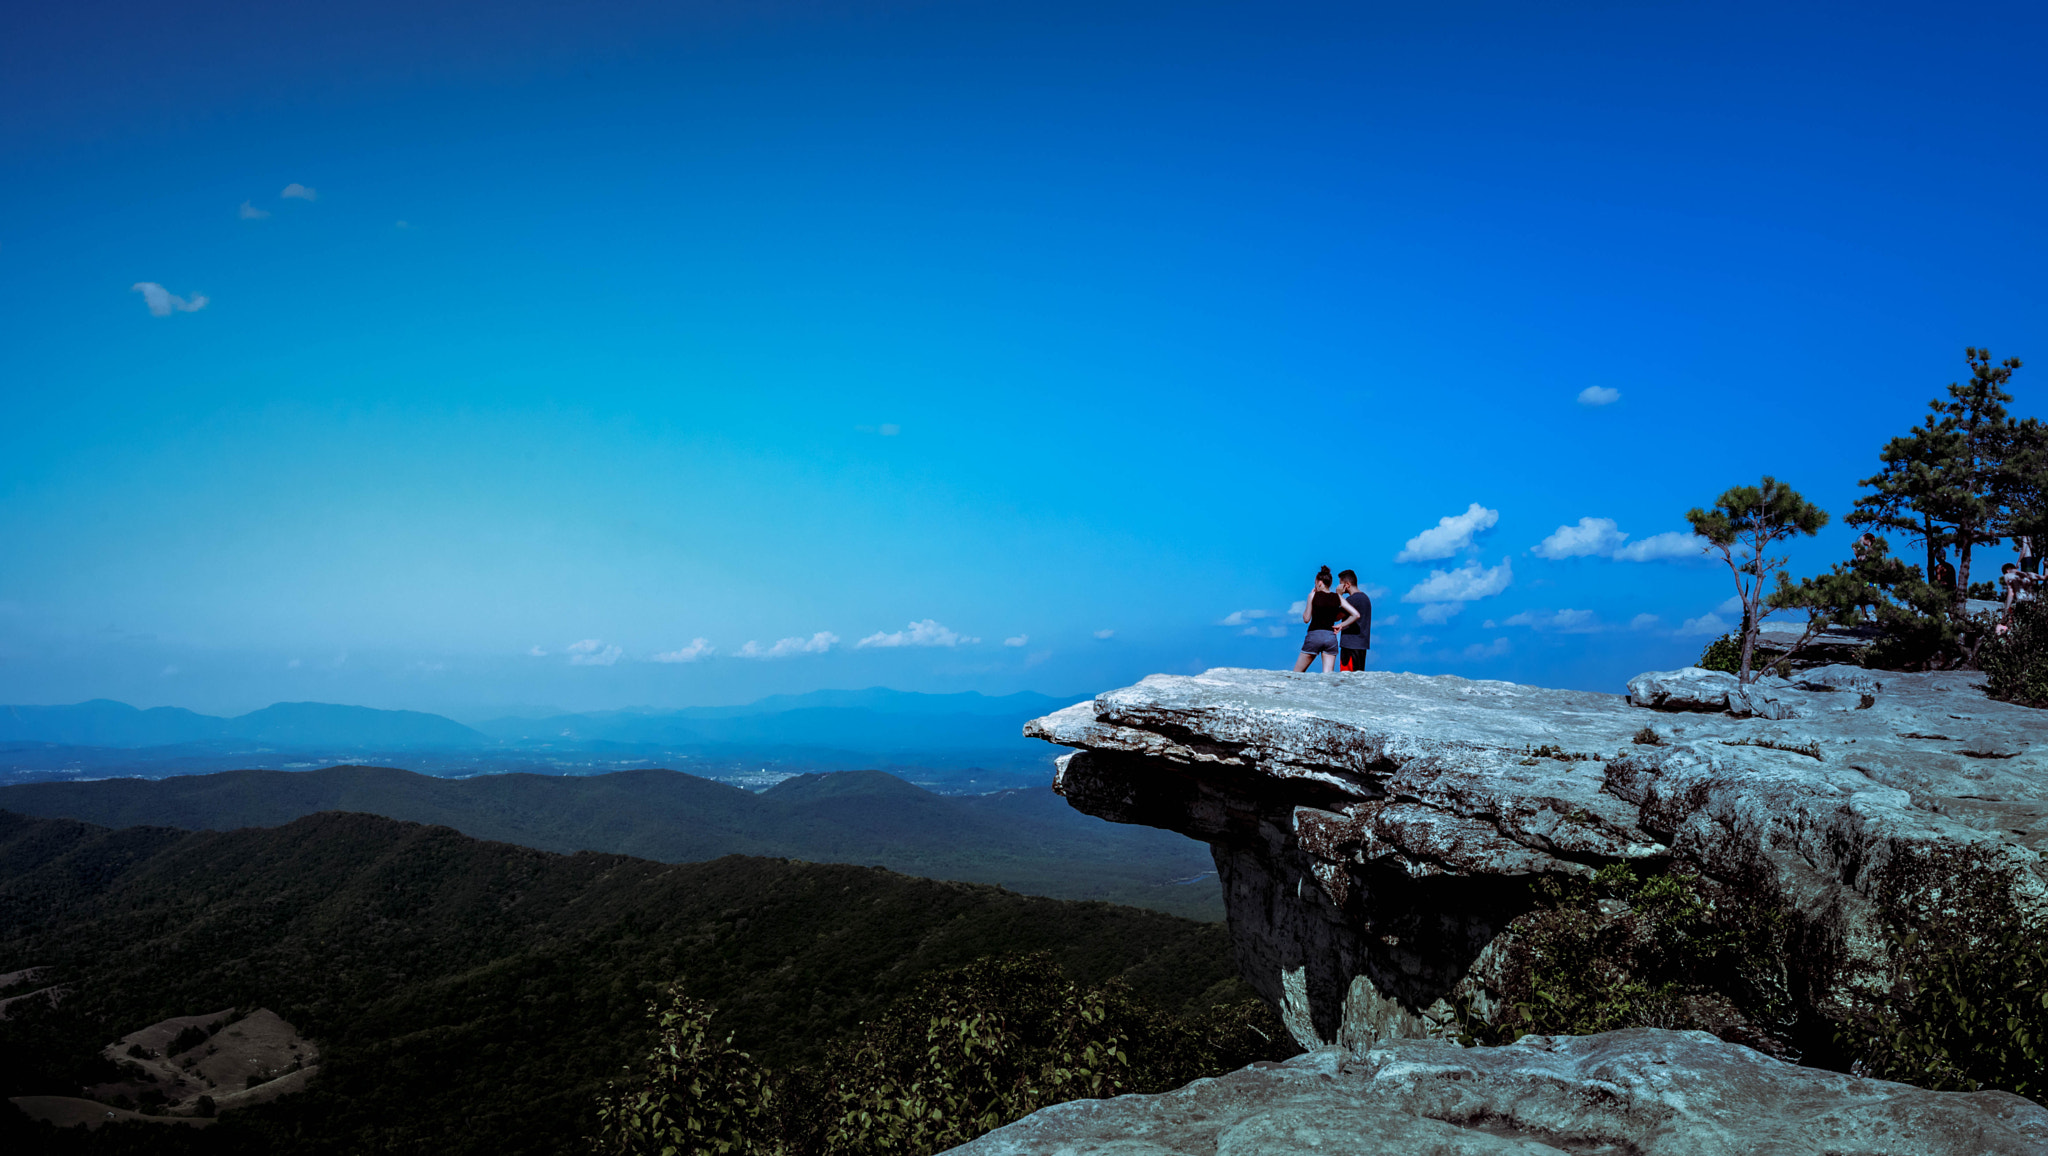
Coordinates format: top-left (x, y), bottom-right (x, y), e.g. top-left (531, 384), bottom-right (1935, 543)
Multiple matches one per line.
top-left (1340, 647), bottom-right (1367, 671)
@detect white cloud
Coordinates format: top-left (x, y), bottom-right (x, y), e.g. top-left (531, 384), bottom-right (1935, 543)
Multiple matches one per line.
top-left (1288, 600), bottom-right (1307, 616)
top-left (1532, 517), bottom-right (1628, 560)
top-left (1003, 634), bottom-right (1029, 647)
top-left (1577, 386), bottom-right (1621, 406)
top-left (1715, 595), bottom-right (1744, 616)
top-left (1416, 602), bottom-right (1464, 624)
top-left (527, 645), bottom-right (548, 657)
top-left (1402, 558), bottom-right (1513, 604)
top-left (281, 182), bottom-right (317, 201)
top-left (1464, 638), bottom-right (1511, 658)
top-left (652, 638), bottom-right (714, 663)
top-left (857, 619), bottom-right (979, 648)
top-left (131, 282), bottom-right (208, 316)
top-left (239, 200), bottom-right (270, 219)
top-left (1678, 613), bottom-right (1730, 636)
top-left (1615, 532), bottom-right (1708, 562)
top-left (1395, 503), bottom-right (1500, 563)
top-left (568, 639), bottom-right (622, 666)
top-left (1219, 609), bottom-right (1274, 626)
top-left (1503, 608), bottom-right (1601, 633)
top-left (1240, 624), bottom-right (1289, 637)
top-left (1094, 629), bottom-right (1115, 640)
top-left (1630, 613), bottom-right (1660, 630)
top-left (736, 632), bottom-right (839, 659)
top-left (287, 658), bottom-right (302, 668)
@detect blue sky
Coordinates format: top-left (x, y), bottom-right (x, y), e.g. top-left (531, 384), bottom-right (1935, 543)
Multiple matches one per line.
top-left (4, 0), bottom-right (2046, 717)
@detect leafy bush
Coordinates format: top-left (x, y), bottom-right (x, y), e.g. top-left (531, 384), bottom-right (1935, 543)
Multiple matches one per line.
top-left (594, 953), bottom-right (1295, 1156)
top-left (1980, 594), bottom-right (2048, 706)
top-left (592, 986), bottom-right (782, 1156)
top-left (1847, 855), bottom-right (2048, 1097)
top-left (1697, 634), bottom-right (1742, 673)
top-left (1467, 866), bottom-right (1791, 1054)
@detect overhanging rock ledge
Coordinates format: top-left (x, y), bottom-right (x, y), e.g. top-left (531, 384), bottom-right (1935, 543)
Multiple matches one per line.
top-left (1025, 665), bottom-right (2048, 1053)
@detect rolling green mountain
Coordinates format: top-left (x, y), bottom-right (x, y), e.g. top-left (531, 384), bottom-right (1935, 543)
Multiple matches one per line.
top-left (0, 809), bottom-right (1248, 1156)
top-left (0, 765), bottom-right (1221, 920)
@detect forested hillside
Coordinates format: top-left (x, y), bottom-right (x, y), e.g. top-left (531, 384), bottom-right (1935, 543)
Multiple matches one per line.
top-left (0, 765), bottom-right (1220, 919)
top-left (0, 809), bottom-right (1246, 1155)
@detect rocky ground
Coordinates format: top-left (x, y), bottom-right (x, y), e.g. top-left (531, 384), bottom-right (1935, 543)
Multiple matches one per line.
top-left (1026, 664), bottom-right (2048, 1051)
top-left (944, 1028), bottom-right (2048, 1155)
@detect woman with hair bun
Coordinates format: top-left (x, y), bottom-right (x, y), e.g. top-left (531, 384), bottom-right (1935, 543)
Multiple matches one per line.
top-left (1293, 565), bottom-right (1360, 673)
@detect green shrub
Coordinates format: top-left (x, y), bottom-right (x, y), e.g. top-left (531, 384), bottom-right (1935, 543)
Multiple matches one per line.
top-left (1466, 866), bottom-right (1791, 1053)
top-left (592, 984), bottom-right (784, 1156)
top-left (1848, 897), bottom-right (2048, 1096)
top-left (594, 954), bottom-right (1294, 1156)
top-left (1697, 634), bottom-right (1742, 673)
top-left (1980, 595), bottom-right (2048, 706)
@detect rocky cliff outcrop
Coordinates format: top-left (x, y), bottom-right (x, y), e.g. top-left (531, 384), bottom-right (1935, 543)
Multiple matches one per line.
top-left (1025, 665), bottom-right (2048, 1054)
top-left (946, 1028), bottom-right (2048, 1155)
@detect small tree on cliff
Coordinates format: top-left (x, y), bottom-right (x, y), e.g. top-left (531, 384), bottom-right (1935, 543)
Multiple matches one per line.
top-left (1687, 476), bottom-right (1829, 683)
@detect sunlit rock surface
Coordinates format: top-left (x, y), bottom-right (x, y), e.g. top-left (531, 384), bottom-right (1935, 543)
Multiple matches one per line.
top-left (1026, 665), bottom-right (2048, 1052)
top-left (943, 1028), bottom-right (2048, 1156)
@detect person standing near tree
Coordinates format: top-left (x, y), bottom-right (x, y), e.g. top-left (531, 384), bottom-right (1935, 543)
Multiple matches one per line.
top-left (1337, 569), bottom-right (1372, 672)
top-left (1933, 547), bottom-right (1958, 597)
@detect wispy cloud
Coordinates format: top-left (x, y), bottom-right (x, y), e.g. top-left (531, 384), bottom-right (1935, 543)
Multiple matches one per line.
top-left (1631, 613), bottom-right (1660, 630)
top-left (1416, 603), bottom-right (1464, 624)
top-left (858, 619), bottom-right (978, 648)
top-left (1403, 558), bottom-right (1513, 603)
top-left (1395, 503), bottom-right (1499, 563)
top-left (1502, 608), bottom-right (1601, 633)
top-left (281, 182), bottom-right (317, 201)
top-left (1532, 517), bottom-right (1627, 559)
top-left (1678, 613), bottom-right (1729, 636)
top-left (1463, 638), bottom-right (1511, 659)
top-left (239, 200), bottom-right (270, 219)
top-left (1615, 531), bottom-right (1708, 562)
top-left (1577, 386), bottom-right (1621, 406)
top-left (652, 639), bottom-right (714, 663)
top-left (1219, 608), bottom-right (1283, 626)
top-left (131, 282), bottom-right (208, 316)
top-left (527, 645), bottom-right (548, 657)
top-left (736, 632), bottom-right (839, 659)
top-left (1003, 634), bottom-right (1029, 647)
top-left (1094, 629), bottom-right (1115, 640)
top-left (566, 639), bottom-right (621, 666)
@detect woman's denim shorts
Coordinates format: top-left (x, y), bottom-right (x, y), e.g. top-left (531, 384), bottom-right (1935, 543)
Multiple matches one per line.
top-left (1301, 629), bottom-right (1341, 655)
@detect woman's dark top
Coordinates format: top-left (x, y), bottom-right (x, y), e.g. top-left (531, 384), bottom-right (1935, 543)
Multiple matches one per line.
top-left (1308, 590), bottom-right (1346, 630)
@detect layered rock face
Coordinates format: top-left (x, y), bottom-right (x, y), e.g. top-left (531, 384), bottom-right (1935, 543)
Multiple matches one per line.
top-left (946, 1028), bottom-right (2048, 1155)
top-left (1026, 665), bottom-right (2048, 1053)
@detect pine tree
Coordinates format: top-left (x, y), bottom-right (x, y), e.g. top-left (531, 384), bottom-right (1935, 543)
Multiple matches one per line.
top-left (1850, 348), bottom-right (2024, 594)
top-left (1687, 477), bottom-right (1828, 683)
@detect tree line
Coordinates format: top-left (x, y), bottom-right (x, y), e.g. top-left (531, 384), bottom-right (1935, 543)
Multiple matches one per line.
top-left (1686, 347), bottom-right (2036, 684)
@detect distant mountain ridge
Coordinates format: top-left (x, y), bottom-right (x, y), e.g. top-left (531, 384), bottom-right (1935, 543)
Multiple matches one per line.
top-left (0, 688), bottom-right (1084, 754)
top-left (0, 700), bottom-right (486, 749)
top-left (0, 764), bottom-right (1218, 919)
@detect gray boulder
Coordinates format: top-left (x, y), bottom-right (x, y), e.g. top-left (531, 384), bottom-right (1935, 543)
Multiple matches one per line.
top-left (1627, 666), bottom-right (1739, 711)
top-left (1025, 666), bottom-right (2048, 1053)
top-left (943, 1029), bottom-right (2048, 1155)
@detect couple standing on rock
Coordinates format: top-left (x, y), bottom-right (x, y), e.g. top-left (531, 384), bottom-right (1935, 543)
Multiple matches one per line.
top-left (1293, 566), bottom-right (1372, 673)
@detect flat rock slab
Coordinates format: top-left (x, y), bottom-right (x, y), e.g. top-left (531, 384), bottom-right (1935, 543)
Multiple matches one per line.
top-left (1027, 666), bottom-right (2048, 1049)
top-left (943, 1029), bottom-right (2048, 1156)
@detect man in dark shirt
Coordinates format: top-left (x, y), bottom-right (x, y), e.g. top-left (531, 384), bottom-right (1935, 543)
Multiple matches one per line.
top-left (1337, 570), bottom-right (1371, 672)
